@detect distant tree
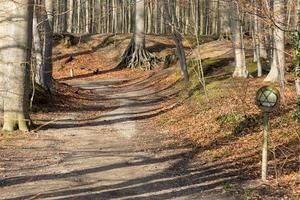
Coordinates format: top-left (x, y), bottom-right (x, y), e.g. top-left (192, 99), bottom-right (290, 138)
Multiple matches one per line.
top-left (33, 7), bottom-right (43, 86)
top-left (0, 0), bottom-right (34, 131)
top-left (164, 0), bottom-right (189, 82)
top-left (229, 1), bottom-right (248, 78)
top-left (253, 0), bottom-right (263, 77)
top-left (264, 0), bottom-right (286, 85)
top-left (42, 0), bottom-right (54, 90)
top-left (67, 0), bottom-right (74, 33)
top-left (117, 0), bottom-right (157, 70)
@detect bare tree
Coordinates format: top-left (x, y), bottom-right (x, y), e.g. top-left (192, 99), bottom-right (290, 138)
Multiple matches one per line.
top-left (0, 0), bottom-right (34, 131)
top-left (42, 0), bottom-right (54, 90)
top-left (67, 0), bottom-right (74, 33)
top-left (229, 1), bottom-right (248, 78)
top-left (264, 0), bottom-right (286, 85)
top-left (164, 0), bottom-right (189, 82)
top-left (118, 0), bottom-right (157, 70)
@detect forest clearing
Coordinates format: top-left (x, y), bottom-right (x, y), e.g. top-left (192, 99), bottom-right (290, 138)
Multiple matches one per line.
top-left (0, 0), bottom-right (299, 199)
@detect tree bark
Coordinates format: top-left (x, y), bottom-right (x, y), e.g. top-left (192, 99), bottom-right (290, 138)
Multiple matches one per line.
top-left (165, 0), bottom-right (189, 82)
top-left (229, 1), bottom-right (248, 78)
top-left (67, 0), bottom-right (74, 32)
top-left (0, 0), bottom-right (34, 131)
top-left (42, 0), bottom-right (54, 90)
top-left (264, 0), bottom-right (286, 85)
top-left (33, 10), bottom-right (43, 86)
top-left (118, 0), bottom-right (157, 70)
top-left (254, 0), bottom-right (262, 77)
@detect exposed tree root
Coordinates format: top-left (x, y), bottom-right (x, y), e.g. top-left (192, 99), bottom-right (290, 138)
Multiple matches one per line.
top-left (117, 40), bottom-right (158, 70)
top-left (2, 112), bottom-right (30, 132)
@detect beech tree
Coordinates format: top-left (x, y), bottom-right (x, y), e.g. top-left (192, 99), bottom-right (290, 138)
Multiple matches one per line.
top-left (67, 0), bottom-right (74, 33)
top-left (42, 0), bottom-right (54, 90)
top-left (33, 9), bottom-right (43, 86)
top-left (118, 0), bottom-right (157, 70)
top-left (229, 1), bottom-right (248, 78)
top-left (164, 0), bottom-right (189, 82)
top-left (0, 0), bottom-right (34, 131)
top-left (253, 0), bottom-right (263, 77)
top-left (264, 0), bottom-right (286, 85)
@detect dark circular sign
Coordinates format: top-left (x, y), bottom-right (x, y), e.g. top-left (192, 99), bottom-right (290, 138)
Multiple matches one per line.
top-left (256, 86), bottom-right (280, 111)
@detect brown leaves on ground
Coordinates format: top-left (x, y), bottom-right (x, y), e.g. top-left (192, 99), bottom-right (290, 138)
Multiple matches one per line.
top-left (153, 70), bottom-right (299, 198)
top-left (9, 33), bottom-right (299, 198)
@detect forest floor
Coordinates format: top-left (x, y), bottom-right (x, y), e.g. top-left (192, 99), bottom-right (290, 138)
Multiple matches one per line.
top-left (0, 34), bottom-right (299, 199)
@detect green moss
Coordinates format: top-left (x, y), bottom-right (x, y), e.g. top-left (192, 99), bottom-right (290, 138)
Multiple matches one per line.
top-left (222, 182), bottom-right (234, 191)
top-left (244, 189), bottom-right (259, 198)
top-left (218, 113), bottom-right (247, 126)
top-left (185, 35), bottom-right (218, 47)
top-left (187, 58), bottom-right (231, 75)
top-left (176, 57), bottom-right (235, 105)
top-left (174, 69), bottom-right (183, 77)
top-left (178, 57), bottom-right (229, 103)
top-left (206, 80), bottom-right (220, 90)
top-left (246, 57), bottom-right (270, 77)
top-left (247, 60), bottom-right (258, 74)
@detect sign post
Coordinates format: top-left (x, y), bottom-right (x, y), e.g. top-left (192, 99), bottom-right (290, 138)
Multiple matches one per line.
top-left (256, 86), bottom-right (280, 181)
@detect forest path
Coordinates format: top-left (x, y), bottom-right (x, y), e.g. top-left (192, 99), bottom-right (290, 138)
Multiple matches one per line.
top-left (0, 70), bottom-right (243, 200)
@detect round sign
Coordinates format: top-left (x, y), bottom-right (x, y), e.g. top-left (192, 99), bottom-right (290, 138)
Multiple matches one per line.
top-left (256, 86), bottom-right (280, 111)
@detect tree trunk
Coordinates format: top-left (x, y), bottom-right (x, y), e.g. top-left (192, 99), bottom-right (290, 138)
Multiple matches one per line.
top-left (265, 0), bottom-right (286, 85)
top-left (0, 0), bottom-right (33, 131)
top-left (254, 0), bottom-right (262, 77)
top-left (165, 0), bottom-right (189, 82)
top-left (118, 0), bottom-right (157, 70)
top-left (67, 0), bottom-right (74, 33)
top-left (229, 1), bottom-right (248, 78)
top-left (42, 0), bottom-right (54, 90)
top-left (85, 0), bottom-right (89, 33)
top-left (77, 0), bottom-right (81, 33)
top-left (33, 10), bottom-right (43, 86)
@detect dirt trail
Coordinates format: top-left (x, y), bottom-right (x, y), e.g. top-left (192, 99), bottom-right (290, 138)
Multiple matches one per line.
top-left (0, 76), bottom-right (243, 200)
top-left (0, 70), bottom-right (244, 200)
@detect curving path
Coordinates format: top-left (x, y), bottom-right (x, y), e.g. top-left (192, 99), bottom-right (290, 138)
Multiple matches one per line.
top-left (0, 71), bottom-right (243, 200)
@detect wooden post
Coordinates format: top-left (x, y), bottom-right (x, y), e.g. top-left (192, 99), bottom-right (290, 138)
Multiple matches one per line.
top-left (70, 69), bottom-right (74, 77)
top-left (261, 111), bottom-right (270, 181)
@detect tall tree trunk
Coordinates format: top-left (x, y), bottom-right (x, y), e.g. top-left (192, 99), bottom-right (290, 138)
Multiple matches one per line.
top-left (77, 0), bottom-right (81, 33)
top-left (265, 0), bottom-right (286, 85)
top-left (42, 0), bottom-right (54, 90)
top-left (254, 0), bottom-right (262, 77)
top-left (117, 0), bottom-right (157, 70)
top-left (67, 0), bottom-right (74, 33)
top-left (33, 10), bottom-right (43, 86)
top-left (160, 1), bottom-right (165, 34)
top-left (85, 0), bottom-right (89, 33)
top-left (229, 1), bottom-right (248, 78)
top-left (165, 0), bottom-right (189, 82)
top-left (0, 0), bottom-right (34, 131)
